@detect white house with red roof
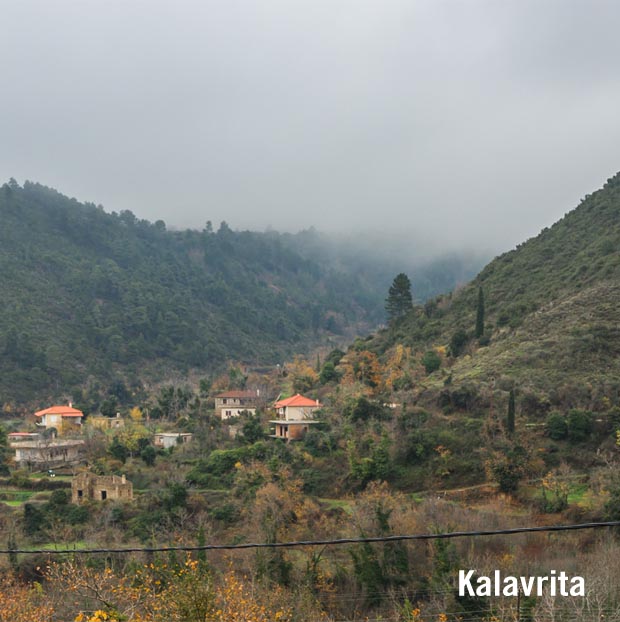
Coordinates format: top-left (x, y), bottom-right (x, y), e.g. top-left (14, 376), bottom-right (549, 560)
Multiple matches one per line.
top-left (270, 394), bottom-right (321, 440)
top-left (34, 405), bottom-right (84, 435)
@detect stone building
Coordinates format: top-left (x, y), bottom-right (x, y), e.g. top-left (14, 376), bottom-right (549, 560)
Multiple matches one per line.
top-left (72, 472), bottom-right (133, 503)
top-left (88, 415), bottom-right (125, 431)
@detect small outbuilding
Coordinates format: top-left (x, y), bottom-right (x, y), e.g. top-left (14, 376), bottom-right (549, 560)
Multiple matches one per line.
top-left (153, 432), bottom-right (193, 449)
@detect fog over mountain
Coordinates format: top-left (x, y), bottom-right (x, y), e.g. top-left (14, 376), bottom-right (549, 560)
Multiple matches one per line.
top-left (2, 1), bottom-right (620, 256)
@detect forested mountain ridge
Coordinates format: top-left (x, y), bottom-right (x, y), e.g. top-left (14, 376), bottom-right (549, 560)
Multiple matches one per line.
top-left (373, 170), bottom-right (620, 405)
top-left (0, 180), bottom-right (482, 405)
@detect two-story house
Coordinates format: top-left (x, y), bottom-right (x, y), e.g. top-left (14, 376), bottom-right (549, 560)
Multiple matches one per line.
top-left (214, 390), bottom-right (258, 420)
top-left (34, 405), bottom-right (84, 436)
top-left (270, 394), bottom-right (321, 440)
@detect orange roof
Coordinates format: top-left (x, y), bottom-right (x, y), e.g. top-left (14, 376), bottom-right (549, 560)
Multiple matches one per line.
top-left (274, 394), bottom-right (320, 408)
top-left (35, 405), bottom-right (84, 418)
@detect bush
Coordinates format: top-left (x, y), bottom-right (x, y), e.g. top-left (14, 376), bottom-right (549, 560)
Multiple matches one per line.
top-left (567, 409), bottom-right (593, 443)
top-left (241, 413), bottom-right (266, 443)
top-left (344, 397), bottom-right (389, 423)
top-left (545, 412), bottom-right (568, 440)
top-left (319, 361), bottom-right (340, 384)
top-left (421, 350), bottom-right (441, 374)
top-left (449, 329), bottom-right (469, 357)
top-left (604, 485), bottom-right (620, 520)
top-left (490, 446), bottom-right (527, 493)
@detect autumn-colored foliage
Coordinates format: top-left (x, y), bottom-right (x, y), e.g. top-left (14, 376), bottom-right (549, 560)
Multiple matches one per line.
top-left (0, 577), bottom-right (54, 621)
top-left (33, 558), bottom-right (297, 622)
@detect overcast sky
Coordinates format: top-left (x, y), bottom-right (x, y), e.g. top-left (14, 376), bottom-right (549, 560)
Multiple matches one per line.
top-left (2, 0), bottom-right (619, 255)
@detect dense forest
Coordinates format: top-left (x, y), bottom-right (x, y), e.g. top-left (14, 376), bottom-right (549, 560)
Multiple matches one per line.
top-left (0, 180), bottom-right (482, 405)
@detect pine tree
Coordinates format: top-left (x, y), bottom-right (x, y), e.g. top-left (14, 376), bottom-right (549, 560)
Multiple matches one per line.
top-left (475, 286), bottom-right (485, 338)
top-left (506, 389), bottom-right (516, 436)
top-left (385, 273), bottom-right (413, 322)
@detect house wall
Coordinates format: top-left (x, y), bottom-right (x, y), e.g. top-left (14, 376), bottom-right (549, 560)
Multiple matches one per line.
top-left (273, 422), bottom-right (310, 440)
top-left (14, 443), bottom-right (82, 466)
top-left (153, 434), bottom-right (193, 449)
top-left (39, 414), bottom-right (82, 436)
top-left (220, 407), bottom-right (256, 420)
top-left (61, 418), bottom-right (82, 435)
top-left (89, 417), bottom-right (125, 430)
top-left (215, 397), bottom-right (255, 408)
top-left (281, 405), bottom-right (316, 421)
top-left (288, 424), bottom-right (309, 440)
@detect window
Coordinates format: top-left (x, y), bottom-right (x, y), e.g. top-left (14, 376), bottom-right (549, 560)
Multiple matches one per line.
top-left (77, 490), bottom-right (83, 499)
top-left (101, 490), bottom-right (107, 500)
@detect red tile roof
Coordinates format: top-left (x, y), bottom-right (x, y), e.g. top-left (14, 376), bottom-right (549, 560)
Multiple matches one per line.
top-left (34, 405), bottom-right (84, 418)
top-left (215, 390), bottom-right (257, 399)
top-left (274, 394), bottom-right (320, 408)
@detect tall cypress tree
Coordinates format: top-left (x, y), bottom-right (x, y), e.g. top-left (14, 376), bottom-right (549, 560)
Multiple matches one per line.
top-left (506, 389), bottom-right (516, 436)
top-left (475, 287), bottom-right (485, 338)
top-left (385, 273), bottom-right (413, 322)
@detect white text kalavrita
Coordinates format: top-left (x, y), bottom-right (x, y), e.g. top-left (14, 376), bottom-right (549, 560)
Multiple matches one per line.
top-left (459, 570), bottom-right (585, 597)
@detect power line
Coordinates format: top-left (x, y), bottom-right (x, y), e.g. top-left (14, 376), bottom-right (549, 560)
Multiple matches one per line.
top-left (3, 520), bottom-right (620, 556)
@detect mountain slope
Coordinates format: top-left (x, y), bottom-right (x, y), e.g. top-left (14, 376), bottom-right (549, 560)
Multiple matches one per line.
top-left (375, 171), bottom-right (620, 406)
top-left (0, 180), bottom-right (482, 405)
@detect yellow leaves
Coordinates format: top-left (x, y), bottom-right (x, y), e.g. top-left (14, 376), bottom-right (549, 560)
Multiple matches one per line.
top-left (74, 610), bottom-right (119, 622)
top-left (341, 350), bottom-right (382, 391)
top-left (114, 420), bottom-right (150, 453)
top-left (434, 445), bottom-right (451, 459)
top-left (287, 355), bottom-right (319, 393)
top-left (15, 555), bottom-right (301, 622)
top-left (129, 406), bottom-right (143, 421)
top-left (215, 571), bottom-right (293, 622)
top-left (0, 577), bottom-right (55, 621)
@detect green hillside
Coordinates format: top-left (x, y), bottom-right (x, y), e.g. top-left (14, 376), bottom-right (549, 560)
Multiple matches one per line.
top-left (0, 180), bottom-right (481, 406)
top-left (281, 171), bottom-right (620, 498)
top-left (377, 171), bottom-right (620, 403)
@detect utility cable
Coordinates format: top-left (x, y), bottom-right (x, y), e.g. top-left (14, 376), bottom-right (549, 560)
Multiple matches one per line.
top-left (2, 520), bottom-right (620, 555)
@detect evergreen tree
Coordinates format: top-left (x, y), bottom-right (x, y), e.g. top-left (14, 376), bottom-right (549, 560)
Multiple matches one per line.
top-left (506, 389), bottom-right (516, 436)
top-left (385, 273), bottom-right (413, 322)
top-left (475, 286), bottom-right (485, 338)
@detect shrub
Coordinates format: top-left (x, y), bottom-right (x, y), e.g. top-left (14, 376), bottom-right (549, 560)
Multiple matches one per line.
top-left (421, 350), bottom-right (441, 374)
top-left (344, 397), bottom-right (389, 423)
top-left (567, 409), bottom-right (593, 443)
top-left (449, 329), bottom-right (469, 357)
top-left (545, 412), bottom-right (568, 440)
